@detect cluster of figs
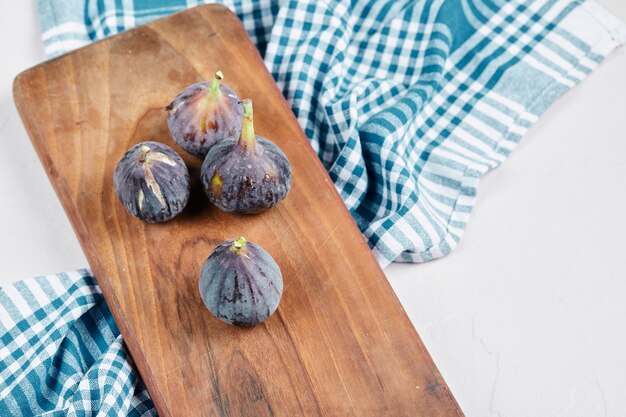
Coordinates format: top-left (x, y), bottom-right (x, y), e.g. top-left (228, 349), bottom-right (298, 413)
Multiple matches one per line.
top-left (114, 71), bottom-right (289, 326)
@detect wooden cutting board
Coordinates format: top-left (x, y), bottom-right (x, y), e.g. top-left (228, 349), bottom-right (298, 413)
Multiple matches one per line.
top-left (13, 5), bottom-right (463, 417)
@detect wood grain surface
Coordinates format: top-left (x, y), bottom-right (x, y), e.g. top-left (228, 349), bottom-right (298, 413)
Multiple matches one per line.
top-left (13, 5), bottom-right (464, 417)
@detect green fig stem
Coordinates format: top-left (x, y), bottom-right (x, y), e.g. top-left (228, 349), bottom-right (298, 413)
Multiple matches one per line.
top-left (238, 99), bottom-right (256, 152)
top-left (231, 237), bottom-right (248, 254)
top-left (138, 145), bottom-right (150, 163)
top-left (209, 71), bottom-right (223, 96)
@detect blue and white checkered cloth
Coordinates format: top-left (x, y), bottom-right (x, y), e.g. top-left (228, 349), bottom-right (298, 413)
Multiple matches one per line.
top-left (3, 0), bottom-right (625, 415)
top-left (0, 270), bottom-right (155, 415)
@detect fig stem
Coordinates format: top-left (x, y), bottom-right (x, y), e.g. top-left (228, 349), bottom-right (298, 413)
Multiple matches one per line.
top-left (209, 71), bottom-right (223, 96)
top-left (231, 236), bottom-right (248, 254)
top-left (238, 99), bottom-right (256, 152)
top-left (138, 145), bottom-right (150, 163)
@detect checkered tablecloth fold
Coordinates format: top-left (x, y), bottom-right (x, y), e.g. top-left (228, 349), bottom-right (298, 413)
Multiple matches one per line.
top-left (37, 0), bottom-right (626, 264)
top-left (0, 270), bottom-right (155, 416)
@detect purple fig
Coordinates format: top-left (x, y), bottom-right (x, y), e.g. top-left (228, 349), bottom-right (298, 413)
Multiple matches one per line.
top-left (200, 99), bottom-right (291, 214)
top-left (166, 71), bottom-right (243, 157)
top-left (113, 141), bottom-right (190, 223)
top-left (199, 237), bottom-right (283, 326)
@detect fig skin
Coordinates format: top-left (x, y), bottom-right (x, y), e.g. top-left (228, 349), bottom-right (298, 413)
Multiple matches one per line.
top-left (199, 237), bottom-right (283, 326)
top-left (113, 141), bottom-right (190, 223)
top-left (166, 71), bottom-right (243, 158)
top-left (200, 99), bottom-right (291, 214)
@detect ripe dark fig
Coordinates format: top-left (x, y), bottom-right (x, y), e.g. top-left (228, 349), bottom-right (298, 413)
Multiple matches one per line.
top-left (113, 141), bottom-right (190, 223)
top-left (166, 71), bottom-right (243, 157)
top-left (199, 237), bottom-right (283, 326)
top-left (200, 99), bottom-right (291, 214)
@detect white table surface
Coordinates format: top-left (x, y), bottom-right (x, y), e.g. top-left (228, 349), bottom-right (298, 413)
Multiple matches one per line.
top-left (1, 1), bottom-right (625, 416)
